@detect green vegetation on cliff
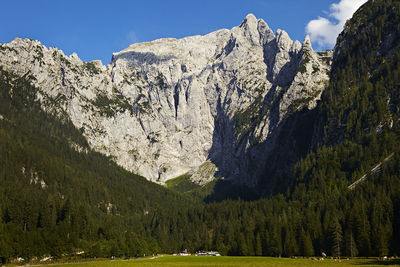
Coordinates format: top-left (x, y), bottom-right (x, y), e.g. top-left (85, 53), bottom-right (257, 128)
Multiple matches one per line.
top-left (1, 0), bottom-right (400, 264)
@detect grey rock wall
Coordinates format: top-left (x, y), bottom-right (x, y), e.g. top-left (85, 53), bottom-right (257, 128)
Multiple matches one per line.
top-left (0, 14), bottom-right (331, 186)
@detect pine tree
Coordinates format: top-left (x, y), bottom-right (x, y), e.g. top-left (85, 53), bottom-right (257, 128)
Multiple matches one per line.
top-left (330, 218), bottom-right (342, 258)
top-left (299, 230), bottom-right (314, 257)
top-left (376, 226), bottom-right (389, 257)
top-left (283, 227), bottom-right (298, 257)
top-left (238, 232), bottom-right (249, 256)
top-left (344, 229), bottom-right (358, 258)
top-left (255, 232), bottom-right (263, 256)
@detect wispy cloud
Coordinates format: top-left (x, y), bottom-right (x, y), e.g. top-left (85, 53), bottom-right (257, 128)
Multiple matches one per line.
top-left (306, 0), bottom-right (367, 49)
top-left (126, 30), bottom-right (139, 44)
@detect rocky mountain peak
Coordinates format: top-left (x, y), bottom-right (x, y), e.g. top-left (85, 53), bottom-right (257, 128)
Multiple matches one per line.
top-left (275, 29), bottom-right (293, 51)
top-left (0, 14), bottom-right (332, 186)
top-left (302, 35), bottom-right (312, 51)
top-left (9, 37), bottom-right (41, 48)
top-left (243, 13), bottom-right (258, 23)
top-left (239, 13), bottom-right (274, 46)
top-left (240, 13), bottom-right (261, 33)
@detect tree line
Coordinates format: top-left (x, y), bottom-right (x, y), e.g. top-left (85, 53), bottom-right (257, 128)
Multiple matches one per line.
top-left (1, 0), bottom-right (400, 264)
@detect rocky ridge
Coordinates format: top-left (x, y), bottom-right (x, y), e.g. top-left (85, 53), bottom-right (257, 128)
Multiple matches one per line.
top-left (0, 14), bottom-right (331, 185)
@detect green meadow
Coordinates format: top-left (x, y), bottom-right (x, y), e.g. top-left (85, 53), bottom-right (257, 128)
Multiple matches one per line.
top-left (41, 256), bottom-right (400, 267)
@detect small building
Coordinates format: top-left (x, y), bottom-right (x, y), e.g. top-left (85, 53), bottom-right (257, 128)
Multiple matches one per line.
top-left (195, 251), bottom-right (221, 256)
top-left (177, 249), bottom-right (191, 256)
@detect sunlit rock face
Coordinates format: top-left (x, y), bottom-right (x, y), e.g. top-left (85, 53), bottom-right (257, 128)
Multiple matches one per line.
top-left (0, 14), bottom-right (331, 185)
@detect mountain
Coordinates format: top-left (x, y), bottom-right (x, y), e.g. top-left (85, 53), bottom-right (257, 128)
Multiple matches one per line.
top-left (0, 14), bottom-right (330, 187)
top-left (2, 0), bottom-right (400, 263)
top-left (289, 0), bottom-right (400, 257)
top-left (0, 64), bottom-right (205, 261)
top-left (317, 0), bottom-right (400, 145)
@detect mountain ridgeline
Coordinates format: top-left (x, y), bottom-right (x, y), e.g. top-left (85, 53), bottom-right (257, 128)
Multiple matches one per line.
top-left (1, 0), bottom-right (400, 263)
top-left (0, 13), bottom-right (330, 187)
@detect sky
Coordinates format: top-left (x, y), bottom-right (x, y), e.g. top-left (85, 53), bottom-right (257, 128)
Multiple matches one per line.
top-left (1, 0), bottom-right (367, 65)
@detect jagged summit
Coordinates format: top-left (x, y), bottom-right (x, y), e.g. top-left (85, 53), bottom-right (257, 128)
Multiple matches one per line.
top-left (0, 15), bottom-right (332, 185)
top-left (244, 13), bottom-right (258, 21)
top-left (114, 14), bottom-right (278, 64)
top-left (240, 13), bottom-right (270, 31)
top-left (302, 35), bottom-right (312, 49)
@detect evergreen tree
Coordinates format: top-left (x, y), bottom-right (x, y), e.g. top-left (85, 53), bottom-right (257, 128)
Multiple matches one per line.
top-left (255, 232), bottom-right (263, 256)
top-left (344, 230), bottom-right (357, 258)
top-left (299, 230), bottom-right (314, 257)
top-left (329, 218), bottom-right (342, 258)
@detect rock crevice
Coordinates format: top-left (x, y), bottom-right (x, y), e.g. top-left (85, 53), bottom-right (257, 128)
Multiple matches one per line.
top-left (0, 15), bottom-right (331, 185)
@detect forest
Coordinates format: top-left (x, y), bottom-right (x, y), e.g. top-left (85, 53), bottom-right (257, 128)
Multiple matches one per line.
top-left (1, 0), bottom-right (400, 264)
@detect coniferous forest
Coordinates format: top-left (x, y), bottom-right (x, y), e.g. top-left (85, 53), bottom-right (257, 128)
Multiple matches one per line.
top-left (1, 0), bottom-right (400, 263)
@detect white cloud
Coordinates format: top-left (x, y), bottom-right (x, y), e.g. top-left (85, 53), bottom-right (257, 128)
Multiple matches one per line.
top-left (306, 0), bottom-right (367, 49)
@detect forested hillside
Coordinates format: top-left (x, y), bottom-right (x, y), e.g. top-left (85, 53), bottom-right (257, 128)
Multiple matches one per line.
top-left (1, 0), bottom-right (400, 264)
top-left (0, 67), bottom-right (203, 262)
top-left (291, 0), bottom-right (400, 256)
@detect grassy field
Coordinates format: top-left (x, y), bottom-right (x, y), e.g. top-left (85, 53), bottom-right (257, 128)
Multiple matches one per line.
top-left (42, 256), bottom-right (400, 267)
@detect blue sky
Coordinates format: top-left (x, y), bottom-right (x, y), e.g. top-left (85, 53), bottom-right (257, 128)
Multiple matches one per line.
top-left (1, 0), bottom-right (363, 64)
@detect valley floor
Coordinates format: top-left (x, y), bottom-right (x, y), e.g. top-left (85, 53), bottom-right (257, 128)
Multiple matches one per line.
top-left (19, 256), bottom-right (400, 267)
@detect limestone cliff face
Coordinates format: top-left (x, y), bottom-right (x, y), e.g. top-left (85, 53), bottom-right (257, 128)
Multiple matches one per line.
top-left (0, 14), bottom-right (331, 185)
